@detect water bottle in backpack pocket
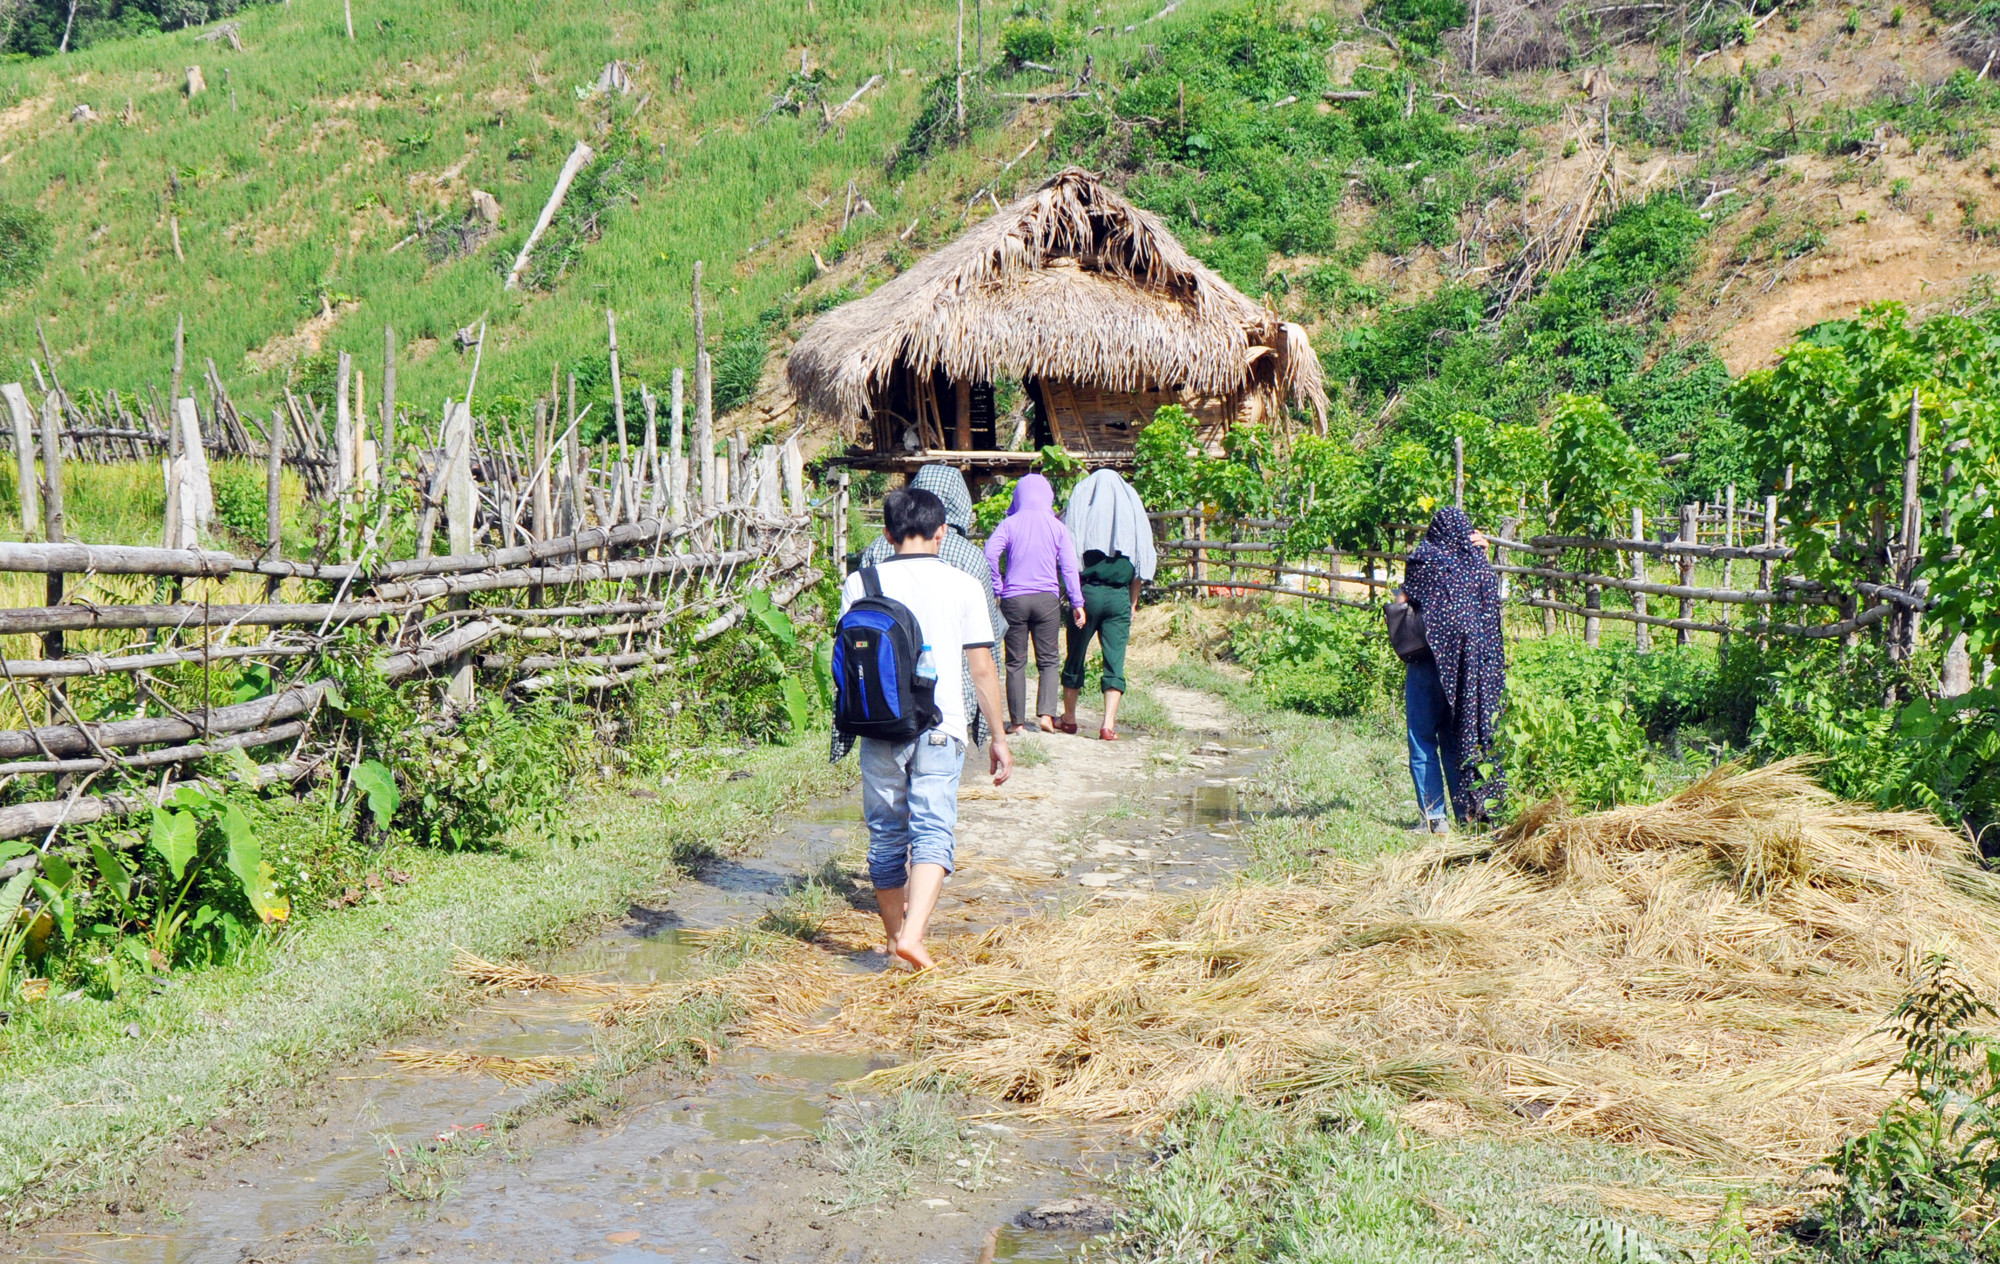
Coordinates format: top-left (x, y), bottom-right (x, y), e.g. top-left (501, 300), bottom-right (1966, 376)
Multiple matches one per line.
top-left (832, 567), bottom-right (943, 741)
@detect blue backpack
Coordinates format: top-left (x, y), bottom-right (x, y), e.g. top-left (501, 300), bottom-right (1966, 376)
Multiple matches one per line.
top-left (832, 566), bottom-right (941, 741)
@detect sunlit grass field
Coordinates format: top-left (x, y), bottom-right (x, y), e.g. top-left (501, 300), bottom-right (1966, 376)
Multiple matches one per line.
top-left (0, 0), bottom-right (1228, 433)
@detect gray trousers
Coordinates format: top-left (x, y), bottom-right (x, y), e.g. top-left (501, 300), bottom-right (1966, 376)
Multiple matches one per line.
top-left (999, 592), bottom-right (1063, 724)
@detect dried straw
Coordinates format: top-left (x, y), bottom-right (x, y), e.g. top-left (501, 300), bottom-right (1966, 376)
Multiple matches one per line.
top-left (379, 1047), bottom-right (585, 1086)
top-left (593, 938), bottom-right (845, 1045)
top-left (450, 947), bottom-right (630, 996)
top-left (806, 759), bottom-right (1992, 1174)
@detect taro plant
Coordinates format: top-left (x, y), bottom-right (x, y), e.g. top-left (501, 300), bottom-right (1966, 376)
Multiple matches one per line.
top-left (744, 588), bottom-right (813, 738)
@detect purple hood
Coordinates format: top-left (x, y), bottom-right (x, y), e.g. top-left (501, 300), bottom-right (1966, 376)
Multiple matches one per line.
top-left (984, 475), bottom-right (1083, 605)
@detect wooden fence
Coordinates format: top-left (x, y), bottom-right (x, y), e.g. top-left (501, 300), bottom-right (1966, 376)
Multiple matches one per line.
top-left (1148, 505), bottom-right (1931, 653)
top-left (0, 281), bottom-right (861, 866)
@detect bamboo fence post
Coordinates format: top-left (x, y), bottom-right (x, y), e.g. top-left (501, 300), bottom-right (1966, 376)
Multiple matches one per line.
top-left (757, 443), bottom-right (782, 515)
top-left (3, 384), bottom-right (38, 539)
top-left (38, 390), bottom-right (66, 663)
top-left (640, 385), bottom-right (659, 517)
top-left (607, 309), bottom-right (629, 482)
top-left (668, 367), bottom-right (686, 527)
top-left (1758, 494), bottom-right (1776, 646)
top-left (334, 351), bottom-right (353, 557)
top-left (836, 468), bottom-right (850, 566)
top-left (174, 397), bottom-right (213, 542)
top-left (567, 381), bottom-right (586, 534)
top-left (264, 414), bottom-right (283, 562)
top-left (444, 399), bottom-right (475, 704)
top-left (1630, 504), bottom-right (1649, 653)
top-left (1453, 434), bottom-right (1464, 509)
top-left (1722, 485), bottom-right (1737, 593)
top-left (531, 400), bottom-right (551, 543)
top-left (1191, 510), bottom-right (1208, 589)
top-left (782, 436), bottom-right (804, 516)
top-left (381, 324), bottom-right (397, 470)
top-left (1583, 565), bottom-right (1601, 647)
top-left (1890, 388), bottom-right (1923, 660)
top-left (1676, 504), bottom-right (1696, 646)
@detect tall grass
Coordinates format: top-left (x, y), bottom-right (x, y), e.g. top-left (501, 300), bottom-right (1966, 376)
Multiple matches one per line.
top-left (0, 0), bottom-right (1241, 436)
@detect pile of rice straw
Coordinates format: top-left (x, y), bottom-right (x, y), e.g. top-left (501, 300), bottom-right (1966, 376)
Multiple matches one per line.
top-left (379, 1048), bottom-right (584, 1085)
top-left (818, 758), bottom-right (1999, 1173)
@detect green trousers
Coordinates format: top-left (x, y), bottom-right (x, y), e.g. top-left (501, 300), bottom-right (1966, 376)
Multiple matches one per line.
top-left (1062, 583), bottom-right (1132, 694)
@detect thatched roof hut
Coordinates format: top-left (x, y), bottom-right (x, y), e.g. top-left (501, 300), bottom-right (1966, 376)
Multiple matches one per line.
top-left (787, 168), bottom-right (1327, 471)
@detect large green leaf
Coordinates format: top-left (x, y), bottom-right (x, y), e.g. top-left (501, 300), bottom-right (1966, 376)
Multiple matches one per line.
top-left (149, 808), bottom-right (199, 883)
top-left (351, 760), bottom-right (401, 830)
top-left (90, 842), bottom-right (132, 905)
top-left (779, 677), bottom-right (811, 736)
top-left (745, 588), bottom-right (798, 652)
top-left (0, 869), bottom-right (33, 937)
top-left (221, 805), bottom-right (288, 926)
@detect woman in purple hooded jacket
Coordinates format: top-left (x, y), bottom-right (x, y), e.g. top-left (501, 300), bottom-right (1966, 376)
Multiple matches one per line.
top-left (984, 474), bottom-right (1085, 734)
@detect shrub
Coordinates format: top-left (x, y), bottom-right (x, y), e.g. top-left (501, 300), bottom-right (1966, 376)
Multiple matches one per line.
top-left (1365, 0), bottom-right (1468, 55)
top-left (1000, 17), bottom-right (1058, 65)
top-left (211, 463), bottom-right (266, 540)
top-left (0, 202), bottom-right (51, 293)
top-left (1802, 954), bottom-right (2000, 1262)
top-left (1236, 603), bottom-right (1401, 718)
top-left (1133, 406), bottom-right (1203, 510)
top-left (1493, 685), bottom-right (1654, 810)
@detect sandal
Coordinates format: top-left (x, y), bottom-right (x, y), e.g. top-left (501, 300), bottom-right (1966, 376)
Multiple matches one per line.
top-left (1057, 717), bottom-right (1079, 735)
top-left (1099, 728), bottom-right (1120, 742)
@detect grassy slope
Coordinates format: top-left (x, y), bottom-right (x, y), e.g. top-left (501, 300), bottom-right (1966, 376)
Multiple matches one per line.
top-left (0, 736), bottom-right (855, 1223)
top-left (0, 0), bottom-right (1234, 427)
top-left (1, 0), bottom-right (939, 411)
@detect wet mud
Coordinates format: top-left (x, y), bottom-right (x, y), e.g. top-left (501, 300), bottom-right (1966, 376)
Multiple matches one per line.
top-left (16, 690), bottom-right (1267, 1264)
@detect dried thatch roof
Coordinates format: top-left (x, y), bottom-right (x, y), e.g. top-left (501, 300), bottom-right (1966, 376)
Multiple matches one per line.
top-left (787, 168), bottom-right (1327, 426)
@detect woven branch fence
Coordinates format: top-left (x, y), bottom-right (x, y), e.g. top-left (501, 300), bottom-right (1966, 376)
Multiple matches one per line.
top-left (0, 287), bottom-right (865, 871)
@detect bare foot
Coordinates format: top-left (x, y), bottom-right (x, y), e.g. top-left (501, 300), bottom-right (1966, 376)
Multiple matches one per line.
top-left (892, 936), bottom-right (936, 972)
top-left (1038, 716), bottom-right (1057, 733)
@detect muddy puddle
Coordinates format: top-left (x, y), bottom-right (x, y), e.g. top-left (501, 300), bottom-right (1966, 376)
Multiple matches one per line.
top-left (17, 728), bottom-right (1270, 1264)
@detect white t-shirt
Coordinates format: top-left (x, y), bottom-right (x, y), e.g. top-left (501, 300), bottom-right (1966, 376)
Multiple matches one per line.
top-left (840, 553), bottom-right (994, 742)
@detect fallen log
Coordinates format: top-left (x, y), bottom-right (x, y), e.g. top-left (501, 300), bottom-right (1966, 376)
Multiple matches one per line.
top-left (0, 719), bottom-right (309, 777)
top-left (505, 140), bottom-right (596, 291)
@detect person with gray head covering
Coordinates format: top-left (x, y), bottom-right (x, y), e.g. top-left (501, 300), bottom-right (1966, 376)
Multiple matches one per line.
top-left (832, 464), bottom-right (1006, 763)
top-left (1058, 469), bottom-right (1157, 740)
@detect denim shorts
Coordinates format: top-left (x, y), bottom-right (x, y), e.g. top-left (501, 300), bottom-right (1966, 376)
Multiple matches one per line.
top-left (858, 731), bottom-right (965, 890)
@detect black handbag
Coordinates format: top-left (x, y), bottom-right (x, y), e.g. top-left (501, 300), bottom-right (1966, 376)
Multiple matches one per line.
top-left (1385, 595), bottom-right (1431, 664)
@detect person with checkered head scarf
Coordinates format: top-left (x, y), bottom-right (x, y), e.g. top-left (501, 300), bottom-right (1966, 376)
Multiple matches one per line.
top-left (831, 465), bottom-right (1006, 762)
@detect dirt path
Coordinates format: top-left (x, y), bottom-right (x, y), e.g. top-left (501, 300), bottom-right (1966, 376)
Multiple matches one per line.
top-left (15, 688), bottom-right (1264, 1264)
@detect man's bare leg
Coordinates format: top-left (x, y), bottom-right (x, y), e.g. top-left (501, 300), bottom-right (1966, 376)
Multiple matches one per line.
top-left (1060, 686), bottom-right (1080, 729)
top-left (874, 887), bottom-right (906, 959)
top-left (891, 863), bottom-right (948, 971)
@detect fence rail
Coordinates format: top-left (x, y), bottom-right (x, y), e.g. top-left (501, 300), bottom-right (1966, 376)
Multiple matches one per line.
top-left (0, 282), bottom-right (865, 871)
top-left (1147, 510), bottom-right (1929, 653)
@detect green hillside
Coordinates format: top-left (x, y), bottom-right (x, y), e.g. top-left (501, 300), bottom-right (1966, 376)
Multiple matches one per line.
top-left (0, 0), bottom-right (1194, 432)
top-left (5, 0), bottom-right (2000, 472)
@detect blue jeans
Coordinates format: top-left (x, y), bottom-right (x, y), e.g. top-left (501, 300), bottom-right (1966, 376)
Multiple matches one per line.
top-left (858, 732), bottom-right (965, 890)
top-left (1405, 657), bottom-right (1464, 824)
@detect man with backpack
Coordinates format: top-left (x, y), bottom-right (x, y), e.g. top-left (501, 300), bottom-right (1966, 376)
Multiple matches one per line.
top-left (832, 486), bottom-right (1012, 971)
